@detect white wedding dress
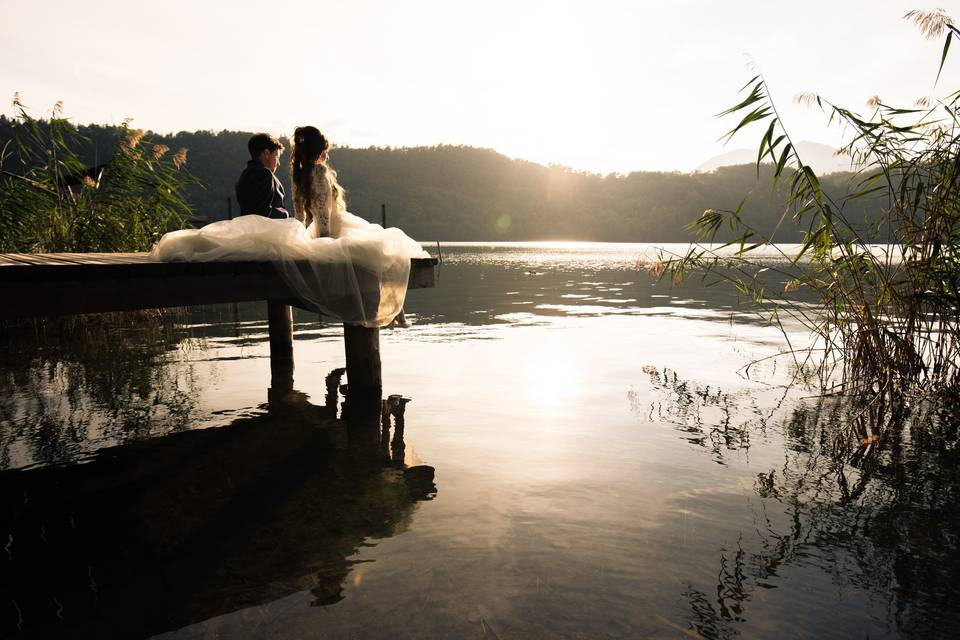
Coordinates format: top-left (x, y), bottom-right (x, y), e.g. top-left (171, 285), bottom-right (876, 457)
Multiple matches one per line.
top-left (150, 212), bottom-right (428, 327)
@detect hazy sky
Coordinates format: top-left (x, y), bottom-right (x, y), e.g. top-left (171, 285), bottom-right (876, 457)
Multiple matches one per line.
top-left (2, 0), bottom-right (958, 174)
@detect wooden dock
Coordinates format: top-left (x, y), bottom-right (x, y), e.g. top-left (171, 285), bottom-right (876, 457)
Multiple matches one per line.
top-left (0, 252), bottom-right (438, 393)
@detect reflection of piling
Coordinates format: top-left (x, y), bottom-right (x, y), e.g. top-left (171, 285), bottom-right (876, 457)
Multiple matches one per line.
top-left (340, 378), bottom-right (383, 456)
top-left (380, 394), bottom-right (411, 466)
top-left (324, 368), bottom-right (345, 418)
top-left (387, 395), bottom-right (410, 466)
top-left (380, 400), bottom-right (393, 463)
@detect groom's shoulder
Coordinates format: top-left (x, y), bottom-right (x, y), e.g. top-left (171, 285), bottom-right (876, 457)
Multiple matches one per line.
top-left (238, 161), bottom-right (271, 182)
top-left (243, 160), bottom-right (269, 174)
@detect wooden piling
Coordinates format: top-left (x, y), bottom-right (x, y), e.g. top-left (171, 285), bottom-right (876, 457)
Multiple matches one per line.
top-left (343, 323), bottom-right (382, 391)
top-left (267, 301), bottom-right (294, 392)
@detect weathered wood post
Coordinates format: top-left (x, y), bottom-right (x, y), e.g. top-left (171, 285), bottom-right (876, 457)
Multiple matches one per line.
top-left (343, 324), bottom-right (382, 392)
top-left (267, 301), bottom-right (294, 393)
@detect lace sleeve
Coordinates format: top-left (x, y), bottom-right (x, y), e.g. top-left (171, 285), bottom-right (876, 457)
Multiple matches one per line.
top-left (311, 165), bottom-right (333, 238)
top-left (291, 181), bottom-right (306, 225)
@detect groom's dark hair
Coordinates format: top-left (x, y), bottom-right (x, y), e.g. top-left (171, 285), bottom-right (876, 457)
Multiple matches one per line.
top-left (248, 133), bottom-right (283, 159)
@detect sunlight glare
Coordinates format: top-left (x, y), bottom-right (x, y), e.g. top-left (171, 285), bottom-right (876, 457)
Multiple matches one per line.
top-left (520, 346), bottom-right (583, 417)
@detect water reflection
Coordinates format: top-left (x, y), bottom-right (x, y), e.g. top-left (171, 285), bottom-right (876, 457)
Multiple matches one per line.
top-left (635, 368), bottom-right (960, 638)
top-left (0, 307), bottom-right (349, 471)
top-left (632, 365), bottom-right (790, 464)
top-left (5, 243), bottom-right (954, 638)
top-left (0, 369), bottom-right (436, 639)
top-left (408, 243), bottom-right (784, 330)
top-left (0, 314), bottom-right (205, 470)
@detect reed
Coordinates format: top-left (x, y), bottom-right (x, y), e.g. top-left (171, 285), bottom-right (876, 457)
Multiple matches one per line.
top-left (0, 96), bottom-right (194, 253)
top-left (660, 11), bottom-right (960, 401)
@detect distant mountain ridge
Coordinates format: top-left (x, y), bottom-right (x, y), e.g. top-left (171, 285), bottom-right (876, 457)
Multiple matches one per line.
top-left (697, 141), bottom-right (854, 175)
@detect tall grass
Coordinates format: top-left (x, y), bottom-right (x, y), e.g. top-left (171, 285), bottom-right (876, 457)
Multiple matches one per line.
top-left (0, 96), bottom-right (194, 253)
top-left (661, 10), bottom-right (960, 401)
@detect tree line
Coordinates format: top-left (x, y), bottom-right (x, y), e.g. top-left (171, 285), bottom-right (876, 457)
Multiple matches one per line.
top-left (1, 115), bottom-right (882, 242)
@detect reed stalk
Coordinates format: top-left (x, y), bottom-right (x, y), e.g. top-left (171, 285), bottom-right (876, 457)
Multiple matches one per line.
top-left (659, 11), bottom-right (960, 402)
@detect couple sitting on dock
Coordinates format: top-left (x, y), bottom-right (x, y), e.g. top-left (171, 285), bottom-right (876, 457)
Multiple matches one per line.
top-left (151, 128), bottom-right (427, 328)
top-left (235, 128), bottom-right (342, 238)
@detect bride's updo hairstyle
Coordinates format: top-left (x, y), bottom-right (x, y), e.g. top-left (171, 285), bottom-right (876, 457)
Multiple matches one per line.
top-left (291, 126), bottom-right (329, 211)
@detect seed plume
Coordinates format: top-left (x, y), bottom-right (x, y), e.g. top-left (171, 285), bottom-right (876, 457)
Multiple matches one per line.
top-left (172, 147), bottom-right (188, 168)
top-left (124, 129), bottom-right (145, 150)
top-left (905, 9), bottom-right (953, 39)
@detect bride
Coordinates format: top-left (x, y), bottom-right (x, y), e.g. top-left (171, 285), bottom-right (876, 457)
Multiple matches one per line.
top-left (291, 126), bottom-right (343, 239)
top-left (150, 127), bottom-right (427, 327)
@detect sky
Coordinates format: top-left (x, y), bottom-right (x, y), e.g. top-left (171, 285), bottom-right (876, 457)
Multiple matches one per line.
top-left (2, 0), bottom-right (959, 174)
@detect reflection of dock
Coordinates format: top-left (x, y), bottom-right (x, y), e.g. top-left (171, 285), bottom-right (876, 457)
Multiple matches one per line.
top-left (0, 369), bottom-right (435, 639)
top-left (0, 253), bottom-right (438, 392)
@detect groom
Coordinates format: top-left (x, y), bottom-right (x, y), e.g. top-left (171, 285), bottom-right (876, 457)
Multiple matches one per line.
top-left (235, 133), bottom-right (290, 219)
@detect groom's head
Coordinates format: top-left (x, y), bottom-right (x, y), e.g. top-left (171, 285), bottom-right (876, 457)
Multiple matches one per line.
top-left (248, 133), bottom-right (283, 172)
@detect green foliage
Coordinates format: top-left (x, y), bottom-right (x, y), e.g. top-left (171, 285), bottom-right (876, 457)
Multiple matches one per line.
top-left (0, 97), bottom-right (193, 252)
top-left (662, 10), bottom-right (960, 400)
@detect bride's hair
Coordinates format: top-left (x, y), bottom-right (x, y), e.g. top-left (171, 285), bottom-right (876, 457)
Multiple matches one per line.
top-left (291, 126), bottom-right (345, 213)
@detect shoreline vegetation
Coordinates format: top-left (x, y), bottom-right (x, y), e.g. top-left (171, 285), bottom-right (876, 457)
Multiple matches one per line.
top-left (659, 9), bottom-right (960, 402)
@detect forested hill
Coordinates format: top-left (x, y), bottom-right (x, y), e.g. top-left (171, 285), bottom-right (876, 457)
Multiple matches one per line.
top-left (0, 117), bottom-right (882, 242)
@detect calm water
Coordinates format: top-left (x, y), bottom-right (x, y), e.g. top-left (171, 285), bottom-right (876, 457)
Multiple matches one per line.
top-left (1, 243), bottom-right (958, 639)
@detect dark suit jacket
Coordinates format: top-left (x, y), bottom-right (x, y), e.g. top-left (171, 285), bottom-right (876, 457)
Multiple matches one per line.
top-left (235, 160), bottom-right (290, 219)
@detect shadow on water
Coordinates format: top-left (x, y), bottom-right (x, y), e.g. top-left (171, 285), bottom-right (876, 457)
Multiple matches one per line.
top-left (0, 361), bottom-right (437, 639)
top-left (635, 370), bottom-right (960, 639)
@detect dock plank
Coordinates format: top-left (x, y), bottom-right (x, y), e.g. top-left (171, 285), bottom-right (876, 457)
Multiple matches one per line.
top-left (64, 252), bottom-right (157, 264)
top-left (0, 254), bottom-right (49, 266)
top-left (30, 254), bottom-right (94, 266)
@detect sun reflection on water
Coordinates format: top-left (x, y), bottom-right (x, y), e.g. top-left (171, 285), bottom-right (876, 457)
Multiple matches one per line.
top-left (519, 346), bottom-right (583, 416)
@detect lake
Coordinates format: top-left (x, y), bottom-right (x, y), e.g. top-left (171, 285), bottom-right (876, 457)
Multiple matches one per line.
top-left (1, 242), bottom-right (957, 639)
